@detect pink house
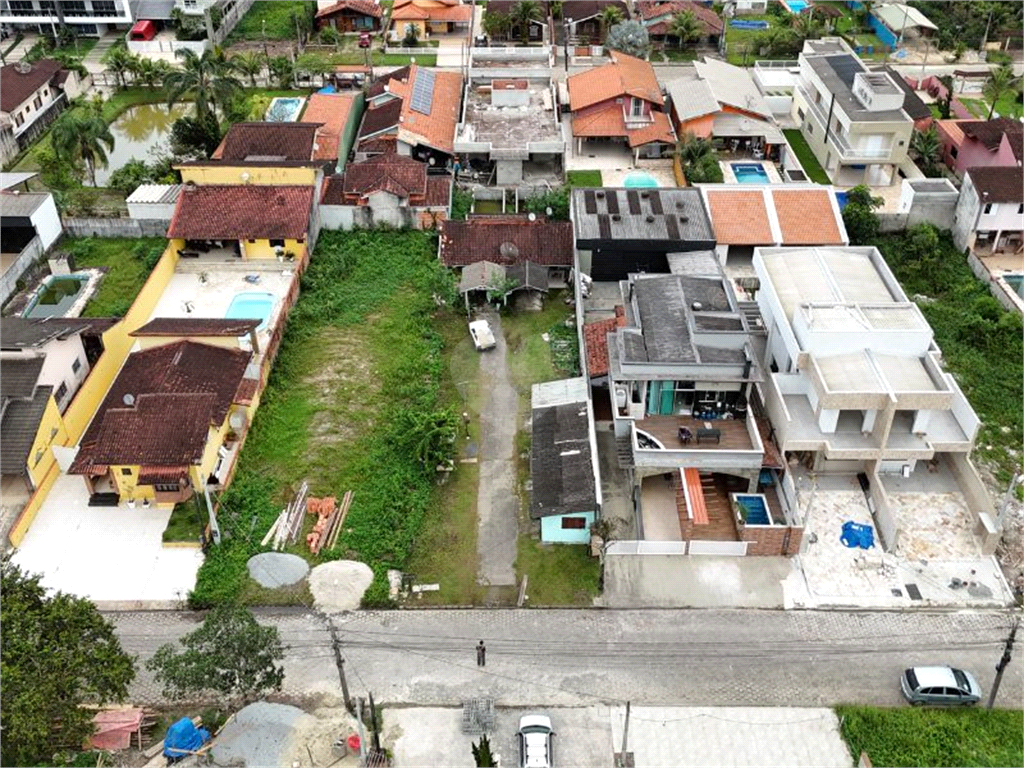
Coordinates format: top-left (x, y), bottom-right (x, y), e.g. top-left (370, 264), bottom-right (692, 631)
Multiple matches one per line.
top-left (936, 117), bottom-right (1023, 176)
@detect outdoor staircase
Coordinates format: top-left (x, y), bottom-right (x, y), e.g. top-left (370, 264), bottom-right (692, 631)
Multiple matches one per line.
top-left (615, 435), bottom-right (633, 469)
top-left (738, 301), bottom-right (767, 334)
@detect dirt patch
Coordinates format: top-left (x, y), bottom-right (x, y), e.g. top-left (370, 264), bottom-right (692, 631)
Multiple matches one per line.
top-left (224, 40), bottom-right (296, 58)
top-left (302, 326), bottom-right (379, 457)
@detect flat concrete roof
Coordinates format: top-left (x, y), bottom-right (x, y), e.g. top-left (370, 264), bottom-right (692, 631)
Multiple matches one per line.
top-left (457, 80), bottom-right (562, 150)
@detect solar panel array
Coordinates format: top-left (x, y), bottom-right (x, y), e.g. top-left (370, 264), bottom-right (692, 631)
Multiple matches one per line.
top-left (410, 69), bottom-right (435, 115)
top-left (827, 55), bottom-right (861, 88)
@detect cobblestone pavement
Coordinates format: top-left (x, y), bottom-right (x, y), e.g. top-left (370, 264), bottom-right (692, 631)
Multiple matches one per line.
top-left (108, 608), bottom-right (1023, 709)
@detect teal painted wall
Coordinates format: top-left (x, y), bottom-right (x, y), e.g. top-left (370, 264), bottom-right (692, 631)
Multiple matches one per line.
top-left (540, 511), bottom-right (595, 544)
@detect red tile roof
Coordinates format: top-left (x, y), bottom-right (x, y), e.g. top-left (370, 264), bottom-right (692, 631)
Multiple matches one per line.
top-left (212, 122), bottom-right (319, 162)
top-left (961, 117), bottom-right (1023, 151)
top-left (168, 185), bottom-right (314, 240)
top-left (131, 318), bottom-right (261, 337)
top-left (438, 216), bottom-right (574, 267)
top-left (638, 0), bottom-right (723, 33)
top-left (301, 92), bottom-right (358, 161)
top-left (316, 0), bottom-right (383, 19)
top-left (567, 51), bottom-right (664, 112)
top-left (337, 154), bottom-right (428, 199)
top-left (706, 189), bottom-right (773, 244)
top-left (390, 65), bottom-right (464, 154)
top-left (572, 102), bottom-right (675, 146)
top-left (0, 59), bottom-right (62, 112)
top-left (71, 341), bottom-right (252, 473)
top-left (772, 189), bottom-right (844, 245)
top-left (391, 0), bottom-right (472, 21)
top-left (424, 175), bottom-right (452, 207)
top-left (583, 308), bottom-right (626, 377)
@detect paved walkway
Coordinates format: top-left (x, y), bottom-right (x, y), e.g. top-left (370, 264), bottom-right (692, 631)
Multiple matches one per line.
top-left (82, 33), bottom-right (118, 75)
top-left (475, 312), bottom-right (518, 588)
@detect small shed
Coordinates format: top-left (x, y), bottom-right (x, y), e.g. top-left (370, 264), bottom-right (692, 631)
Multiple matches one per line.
top-left (458, 260), bottom-right (506, 310)
top-left (530, 377), bottom-right (600, 544)
top-left (126, 183), bottom-right (182, 223)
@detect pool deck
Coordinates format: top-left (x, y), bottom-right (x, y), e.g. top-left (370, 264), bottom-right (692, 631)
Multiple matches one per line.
top-left (720, 161), bottom-right (784, 184)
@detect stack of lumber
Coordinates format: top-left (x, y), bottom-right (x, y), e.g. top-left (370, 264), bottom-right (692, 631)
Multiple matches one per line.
top-left (261, 481), bottom-right (309, 550)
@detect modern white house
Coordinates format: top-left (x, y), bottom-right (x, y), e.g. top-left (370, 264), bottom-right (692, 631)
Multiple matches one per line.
top-left (790, 39), bottom-right (914, 187)
top-left (951, 166), bottom-right (1024, 255)
top-left (0, 0), bottom-right (135, 36)
top-left (753, 245), bottom-right (997, 551)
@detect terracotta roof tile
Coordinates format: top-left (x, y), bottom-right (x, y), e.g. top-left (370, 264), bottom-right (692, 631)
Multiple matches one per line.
top-left (638, 1), bottom-right (723, 33)
top-left (424, 175), bottom-right (452, 207)
top-left (301, 93), bottom-right (358, 161)
top-left (395, 66), bottom-right (464, 154)
top-left (168, 185), bottom-right (314, 241)
top-left (567, 51), bottom-right (664, 112)
top-left (0, 59), bottom-right (62, 112)
top-left (583, 318), bottom-right (616, 377)
top-left (626, 111), bottom-right (676, 147)
top-left (772, 189), bottom-right (844, 245)
top-left (572, 102), bottom-right (675, 146)
top-left (214, 123), bottom-right (318, 162)
top-left (439, 217), bottom-right (574, 267)
top-left (316, 0), bottom-right (383, 19)
top-left (391, 1), bottom-right (471, 21)
top-left (367, 66), bottom-right (410, 98)
top-left (131, 318), bottom-right (261, 337)
top-left (341, 154), bottom-right (427, 198)
top-left (71, 341), bottom-right (252, 472)
top-left (706, 189), bottom-right (773, 244)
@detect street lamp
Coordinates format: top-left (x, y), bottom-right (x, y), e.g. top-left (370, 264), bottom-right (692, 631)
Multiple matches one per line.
top-left (262, 19), bottom-right (270, 63)
top-left (563, 17), bottom-right (572, 72)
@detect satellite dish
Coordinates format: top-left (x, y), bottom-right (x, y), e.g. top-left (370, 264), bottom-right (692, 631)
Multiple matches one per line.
top-left (500, 242), bottom-right (520, 259)
top-left (123, 393), bottom-right (136, 407)
top-left (428, 156), bottom-right (437, 165)
top-left (545, 207), bottom-right (553, 216)
top-left (527, 212), bottom-right (537, 221)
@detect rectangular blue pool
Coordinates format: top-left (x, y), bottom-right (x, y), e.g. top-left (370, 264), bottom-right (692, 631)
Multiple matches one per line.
top-left (783, 0), bottom-right (809, 12)
top-left (225, 292), bottom-right (275, 331)
top-left (733, 493), bottom-right (773, 526)
top-left (731, 162), bottom-right (770, 184)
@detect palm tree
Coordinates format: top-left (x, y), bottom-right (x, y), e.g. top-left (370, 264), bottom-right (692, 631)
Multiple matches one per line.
top-left (983, 65), bottom-right (1021, 120)
top-left (909, 127), bottom-right (941, 176)
top-left (101, 44), bottom-right (136, 89)
top-left (231, 50), bottom-right (265, 87)
top-left (668, 10), bottom-right (701, 50)
top-left (790, 11), bottom-right (822, 41)
top-left (675, 131), bottom-right (714, 165)
top-left (50, 108), bottom-right (115, 187)
top-left (165, 47), bottom-right (242, 121)
top-left (598, 4), bottom-right (624, 40)
top-left (512, 0), bottom-right (542, 44)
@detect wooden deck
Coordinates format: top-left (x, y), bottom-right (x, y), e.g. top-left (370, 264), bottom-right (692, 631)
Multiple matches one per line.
top-left (676, 471), bottom-right (741, 542)
top-left (636, 415), bottom-right (755, 452)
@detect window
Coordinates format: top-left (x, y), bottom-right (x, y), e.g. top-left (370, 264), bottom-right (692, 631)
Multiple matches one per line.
top-left (807, 123), bottom-right (813, 135)
top-left (32, 95), bottom-right (42, 109)
top-left (14, 113), bottom-right (23, 127)
top-left (269, 238), bottom-right (285, 248)
top-left (949, 145), bottom-right (958, 159)
top-left (54, 381), bottom-right (68, 402)
top-left (63, 1), bottom-right (87, 14)
top-left (1018, 204), bottom-right (1023, 214)
top-left (797, 107), bottom-right (805, 121)
top-left (154, 483), bottom-right (182, 492)
top-left (561, 516), bottom-right (587, 529)
top-left (72, 357), bottom-right (82, 373)
top-left (631, 98), bottom-right (643, 117)
top-left (983, 203), bottom-right (993, 214)
top-left (93, 0), bottom-right (116, 13)
top-left (121, 467), bottom-right (132, 476)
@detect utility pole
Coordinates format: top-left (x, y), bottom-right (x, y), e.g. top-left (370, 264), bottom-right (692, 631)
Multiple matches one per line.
top-left (615, 701), bottom-right (632, 768)
top-left (987, 617), bottom-right (1019, 709)
top-left (368, 691), bottom-right (382, 754)
top-left (327, 617), bottom-right (354, 714)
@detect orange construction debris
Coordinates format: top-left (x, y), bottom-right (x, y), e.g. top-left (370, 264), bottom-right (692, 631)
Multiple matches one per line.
top-left (305, 496), bottom-right (338, 553)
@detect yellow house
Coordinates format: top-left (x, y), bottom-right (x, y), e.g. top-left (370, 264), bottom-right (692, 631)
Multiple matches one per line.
top-left (167, 183), bottom-right (315, 262)
top-left (67, 340), bottom-right (257, 507)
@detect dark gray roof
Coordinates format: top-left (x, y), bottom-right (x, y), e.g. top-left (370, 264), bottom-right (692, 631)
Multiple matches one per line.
top-left (0, 192), bottom-right (49, 217)
top-left (132, 0), bottom-right (177, 20)
top-left (0, 385), bottom-right (51, 474)
top-left (507, 261), bottom-right (549, 293)
top-left (807, 55), bottom-right (908, 123)
top-left (571, 188), bottom-right (714, 245)
top-left (0, 316), bottom-right (115, 349)
top-left (530, 401), bottom-right (597, 519)
top-left (874, 64), bottom-right (930, 121)
top-left (0, 357), bottom-right (44, 401)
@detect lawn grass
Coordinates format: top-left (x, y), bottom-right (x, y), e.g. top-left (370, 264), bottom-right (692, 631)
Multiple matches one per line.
top-left (516, 538), bottom-right (600, 605)
top-left (566, 170), bottom-right (603, 187)
top-left (836, 706), bottom-right (1024, 768)
top-left (782, 129), bottom-right (831, 184)
top-left (227, 0), bottom-right (316, 42)
top-left (958, 98), bottom-right (989, 119)
top-left (63, 236), bottom-right (167, 317)
top-left (163, 496), bottom-right (206, 543)
top-left (723, 13), bottom-right (772, 66)
top-left (993, 92), bottom-right (1024, 120)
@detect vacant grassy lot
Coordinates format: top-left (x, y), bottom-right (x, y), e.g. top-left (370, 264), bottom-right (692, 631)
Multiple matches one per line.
top-left (62, 237), bottom-right (167, 317)
top-left (836, 706), bottom-right (1024, 767)
top-left (782, 129), bottom-right (830, 184)
top-left (227, 1), bottom-right (316, 41)
top-left (566, 170), bottom-right (602, 187)
top-left (163, 496), bottom-right (205, 543)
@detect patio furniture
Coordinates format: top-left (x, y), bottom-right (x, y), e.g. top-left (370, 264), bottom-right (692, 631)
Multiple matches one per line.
top-left (678, 426), bottom-right (693, 445)
top-left (696, 428), bottom-right (721, 445)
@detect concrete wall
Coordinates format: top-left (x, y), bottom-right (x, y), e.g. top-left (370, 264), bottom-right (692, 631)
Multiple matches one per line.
top-left (63, 217), bottom-right (168, 238)
top-left (126, 201), bottom-right (177, 222)
top-left (320, 202), bottom-right (447, 230)
top-left (0, 235), bottom-right (43, 306)
top-left (30, 194), bottom-right (63, 250)
top-left (540, 511), bottom-right (595, 543)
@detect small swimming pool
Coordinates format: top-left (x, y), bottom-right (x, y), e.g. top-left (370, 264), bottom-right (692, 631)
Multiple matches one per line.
top-left (225, 292), bottom-right (276, 331)
top-left (728, 19), bottom-right (769, 30)
top-left (731, 162), bottom-right (770, 184)
top-left (733, 493), bottom-right (773, 526)
top-left (266, 97), bottom-right (305, 122)
top-left (1004, 274), bottom-right (1024, 299)
top-left (782, 0), bottom-right (809, 12)
top-left (623, 170), bottom-right (660, 188)
top-left (23, 275), bottom-right (89, 318)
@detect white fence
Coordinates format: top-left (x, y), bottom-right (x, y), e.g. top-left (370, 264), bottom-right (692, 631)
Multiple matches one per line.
top-left (126, 38), bottom-right (208, 56)
top-left (688, 540), bottom-right (749, 556)
top-left (606, 540), bottom-right (688, 556)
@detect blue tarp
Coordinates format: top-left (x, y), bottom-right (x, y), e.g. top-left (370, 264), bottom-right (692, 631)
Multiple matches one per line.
top-left (318, 85), bottom-right (337, 94)
top-left (841, 520), bottom-right (875, 550)
top-left (164, 718), bottom-right (211, 760)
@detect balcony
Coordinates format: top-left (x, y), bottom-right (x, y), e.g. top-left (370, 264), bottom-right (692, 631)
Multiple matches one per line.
top-left (622, 105), bottom-right (654, 130)
top-left (0, 1), bottom-right (129, 20)
top-left (796, 85), bottom-right (894, 162)
top-left (630, 414), bottom-right (765, 472)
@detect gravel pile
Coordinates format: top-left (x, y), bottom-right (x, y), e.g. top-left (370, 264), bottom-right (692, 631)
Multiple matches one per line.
top-left (246, 552), bottom-right (310, 588)
top-left (309, 560), bottom-right (374, 612)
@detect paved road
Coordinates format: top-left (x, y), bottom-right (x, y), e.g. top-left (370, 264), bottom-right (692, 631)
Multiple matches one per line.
top-left (109, 608), bottom-right (1023, 709)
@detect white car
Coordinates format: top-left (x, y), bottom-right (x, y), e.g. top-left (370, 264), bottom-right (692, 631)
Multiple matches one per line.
top-left (469, 319), bottom-right (496, 351)
top-left (517, 714), bottom-right (554, 768)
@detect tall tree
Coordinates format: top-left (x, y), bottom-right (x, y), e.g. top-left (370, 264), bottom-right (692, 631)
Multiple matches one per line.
top-left (790, 10), bottom-right (822, 41)
top-left (668, 10), bottom-right (701, 50)
top-left (983, 65), bottom-right (1021, 120)
top-left (512, 0), bottom-right (543, 44)
top-left (102, 44), bottom-right (136, 88)
top-left (50, 107), bottom-right (116, 186)
top-left (598, 4), bottom-right (624, 39)
top-left (146, 605), bottom-right (285, 705)
top-left (165, 47), bottom-right (243, 121)
top-left (483, 10), bottom-right (512, 40)
top-left (605, 19), bottom-right (650, 58)
top-left (1, 560), bottom-right (136, 766)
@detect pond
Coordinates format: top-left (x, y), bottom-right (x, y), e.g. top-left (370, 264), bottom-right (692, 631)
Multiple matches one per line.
top-left (91, 103), bottom-right (190, 187)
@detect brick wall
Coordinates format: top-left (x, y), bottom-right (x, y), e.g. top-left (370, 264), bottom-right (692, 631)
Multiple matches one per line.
top-left (739, 523), bottom-right (803, 556)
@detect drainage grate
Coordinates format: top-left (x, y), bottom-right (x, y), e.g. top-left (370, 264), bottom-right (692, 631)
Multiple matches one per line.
top-left (905, 583), bottom-right (923, 600)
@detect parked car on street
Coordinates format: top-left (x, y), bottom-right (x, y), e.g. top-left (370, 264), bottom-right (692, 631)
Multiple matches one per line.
top-left (469, 319), bottom-right (496, 351)
top-left (900, 666), bottom-right (982, 706)
top-left (517, 714), bottom-right (554, 768)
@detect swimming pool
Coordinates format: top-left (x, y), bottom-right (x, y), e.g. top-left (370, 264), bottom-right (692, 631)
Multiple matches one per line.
top-left (782, 0), bottom-right (809, 12)
top-left (265, 97), bottom-right (305, 122)
top-left (23, 275), bottom-right (90, 318)
top-left (733, 493), bottom-right (773, 526)
top-left (731, 162), bottom-right (770, 184)
top-left (225, 292), bottom-right (276, 331)
top-left (1004, 274), bottom-right (1024, 299)
top-left (623, 170), bottom-right (660, 188)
